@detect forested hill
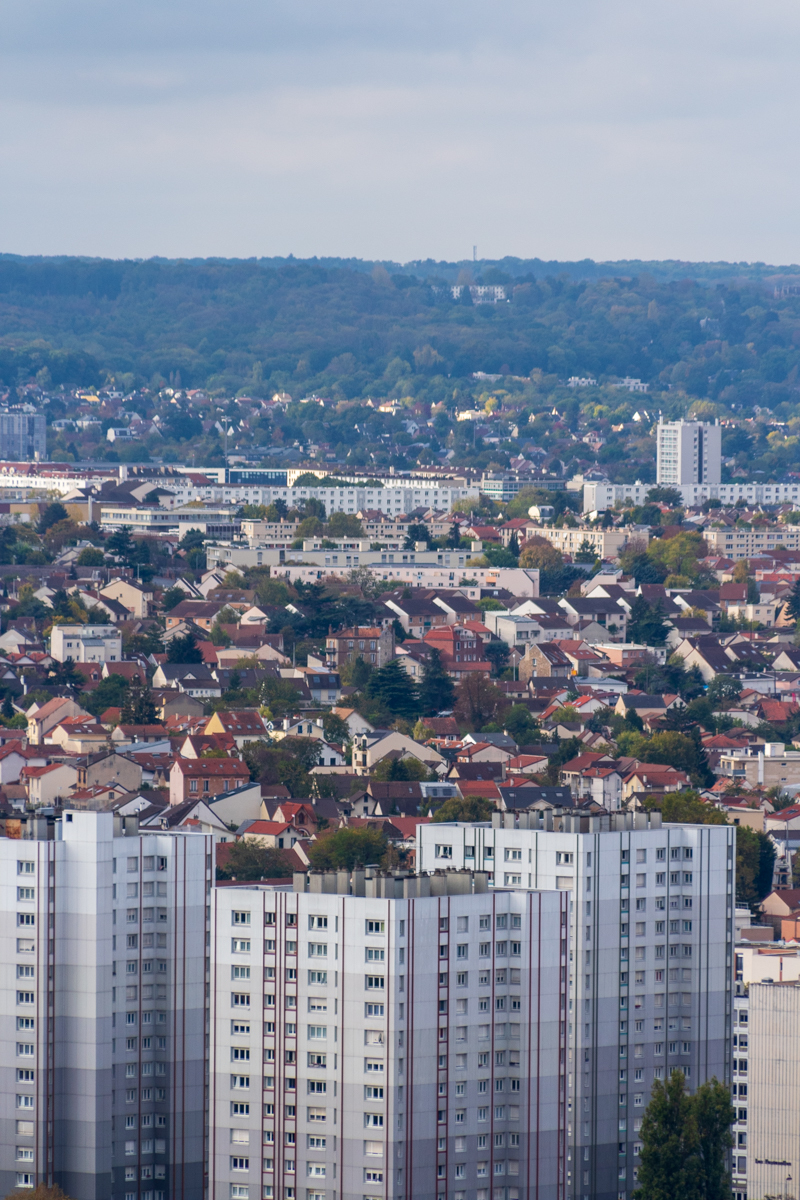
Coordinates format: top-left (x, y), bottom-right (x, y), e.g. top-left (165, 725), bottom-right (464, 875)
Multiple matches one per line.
top-left (2, 255), bottom-right (800, 411)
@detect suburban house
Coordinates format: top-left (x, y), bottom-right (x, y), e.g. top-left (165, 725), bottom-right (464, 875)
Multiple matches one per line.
top-left (325, 625), bottom-right (394, 669)
top-left (519, 642), bottom-right (572, 681)
top-left (22, 762), bottom-right (79, 806)
top-left (100, 577), bottom-right (154, 618)
top-left (204, 709), bottom-right (270, 748)
top-left (169, 757), bottom-right (251, 806)
top-left (27, 697), bottom-right (90, 746)
top-left (351, 731), bottom-right (445, 776)
top-left (75, 751), bottom-right (144, 793)
top-left (422, 625), bottom-right (493, 679)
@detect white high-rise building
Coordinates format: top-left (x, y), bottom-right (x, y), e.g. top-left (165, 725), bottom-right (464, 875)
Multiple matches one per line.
top-left (0, 810), bottom-right (211, 1200)
top-left (656, 418), bottom-right (721, 486)
top-left (209, 869), bottom-right (567, 1200)
top-left (417, 810), bottom-right (734, 1200)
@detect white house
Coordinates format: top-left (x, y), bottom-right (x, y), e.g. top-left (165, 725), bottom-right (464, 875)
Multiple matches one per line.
top-left (50, 623), bottom-right (122, 664)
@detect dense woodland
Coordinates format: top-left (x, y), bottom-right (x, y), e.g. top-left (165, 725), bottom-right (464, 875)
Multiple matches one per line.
top-left (2, 255), bottom-right (800, 414)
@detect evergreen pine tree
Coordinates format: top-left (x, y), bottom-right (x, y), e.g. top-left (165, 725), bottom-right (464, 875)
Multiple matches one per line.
top-left (120, 676), bottom-right (157, 725)
top-left (787, 576), bottom-right (800, 622)
top-left (166, 631), bottom-right (203, 664)
top-left (365, 657), bottom-right (419, 720)
top-left (418, 648), bottom-right (455, 715)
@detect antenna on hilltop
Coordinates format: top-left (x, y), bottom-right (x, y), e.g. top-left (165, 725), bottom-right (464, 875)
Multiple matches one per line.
top-left (473, 246), bottom-right (477, 262)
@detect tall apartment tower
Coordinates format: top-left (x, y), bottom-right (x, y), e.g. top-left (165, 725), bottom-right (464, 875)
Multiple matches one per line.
top-left (417, 811), bottom-right (734, 1200)
top-left (747, 980), bottom-right (800, 1200)
top-left (0, 411), bottom-right (46, 462)
top-left (209, 869), bottom-right (567, 1200)
top-left (656, 418), bottom-right (721, 486)
top-left (0, 810), bottom-right (211, 1200)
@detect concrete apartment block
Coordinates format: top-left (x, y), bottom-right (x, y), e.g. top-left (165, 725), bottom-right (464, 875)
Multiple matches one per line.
top-left (417, 810), bottom-right (734, 1200)
top-left (747, 980), bottom-right (800, 1200)
top-left (0, 811), bottom-right (211, 1200)
top-left (209, 869), bottom-right (567, 1200)
top-left (656, 418), bottom-right (721, 486)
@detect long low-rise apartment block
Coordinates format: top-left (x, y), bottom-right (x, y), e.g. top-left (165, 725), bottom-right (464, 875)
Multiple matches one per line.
top-left (583, 479), bottom-right (800, 513)
top-left (209, 869), bottom-right (567, 1200)
top-left (522, 524), bottom-right (637, 560)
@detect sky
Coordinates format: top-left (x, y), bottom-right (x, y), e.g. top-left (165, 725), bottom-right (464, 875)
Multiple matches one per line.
top-left (0, 0), bottom-right (798, 264)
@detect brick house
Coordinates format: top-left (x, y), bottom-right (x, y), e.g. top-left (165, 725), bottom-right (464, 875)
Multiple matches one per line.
top-left (422, 625), bottom-right (492, 679)
top-left (325, 625), bottom-right (394, 669)
top-left (169, 757), bottom-right (251, 806)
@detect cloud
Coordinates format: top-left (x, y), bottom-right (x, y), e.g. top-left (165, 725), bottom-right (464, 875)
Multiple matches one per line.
top-left (0, 0), bottom-right (798, 261)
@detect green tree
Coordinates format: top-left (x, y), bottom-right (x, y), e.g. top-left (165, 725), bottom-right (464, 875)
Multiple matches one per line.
top-left (342, 655), bottom-right (373, 689)
top-left (785, 576), bottom-right (800, 621)
top-left (120, 677), bottom-right (157, 725)
top-left (365, 658), bottom-right (419, 720)
top-left (647, 531), bottom-right (707, 585)
top-left (404, 523), bottom-right (432, 549)
top-left (295, 515), bottom-right (324, 540)
top-left (322, 712), bottom-right (350, 745)
top-left (76, 546), bottom-right (106, 566)
top-left (260, 677), bottom-right (306, 720)
top-left (690, 1077), bottom-right (736, 1200)
top-left (479, 544), bottom-right (518, 568)
top-left (326, 511), bottom-right (363, 537)
top-left (371, 756), bottom-right (433, 782)
top-left (483, 640), bottom-right (510, 677)
top-left (502, 703), bottom-right (539, 744)
top-left (736, 825), bottom-right (776, 909)
top-left (574, 538), bottom-right (596, 563)
top-left (627, 596), bottom-right (668, 646)
top-left (417, 648), bottom-right (455, 715)
top-left (216, 840), bottom-right (294, 881)
top-left (476, 597), bottom-right (505, 612)
top-left (705, 675), bottom-right (742, 709)
top-left (37, 501), bottom-right (69, 534)
top-left (161, 586), bottom-right (187, 612)
top-left (178, 528), bottom-right (205, 553)
top-left (166, 631), bottom-right (203, 663)
top-left (48, 660), bottom-right (85, 691)
top-left (635, 1069), bottom-right (694, 1200)
top-left (307, 827), bottom-right (388, 870)
top-left (83, 673), bottom-right (129, 717)
top-left (635, 1070), bottom-right (734, 1200)
top-left (645, 486), bottom-right (683, 506)
top-left (105, 526), bottom-right (135, 560)
top-left (637, 730), bottom-right (714, 786)
top-left (642, 791), bottom-right (727, 825)
top-left (431, 797), bottom-right (495, 822)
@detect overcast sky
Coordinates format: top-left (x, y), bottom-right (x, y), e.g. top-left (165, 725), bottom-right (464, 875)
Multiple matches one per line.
top-left (0, 0), bottom-right (798, 264)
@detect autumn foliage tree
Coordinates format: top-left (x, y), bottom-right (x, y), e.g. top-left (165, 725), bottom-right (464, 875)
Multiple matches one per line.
top-left (519, 536), bottom-right (563, 571)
